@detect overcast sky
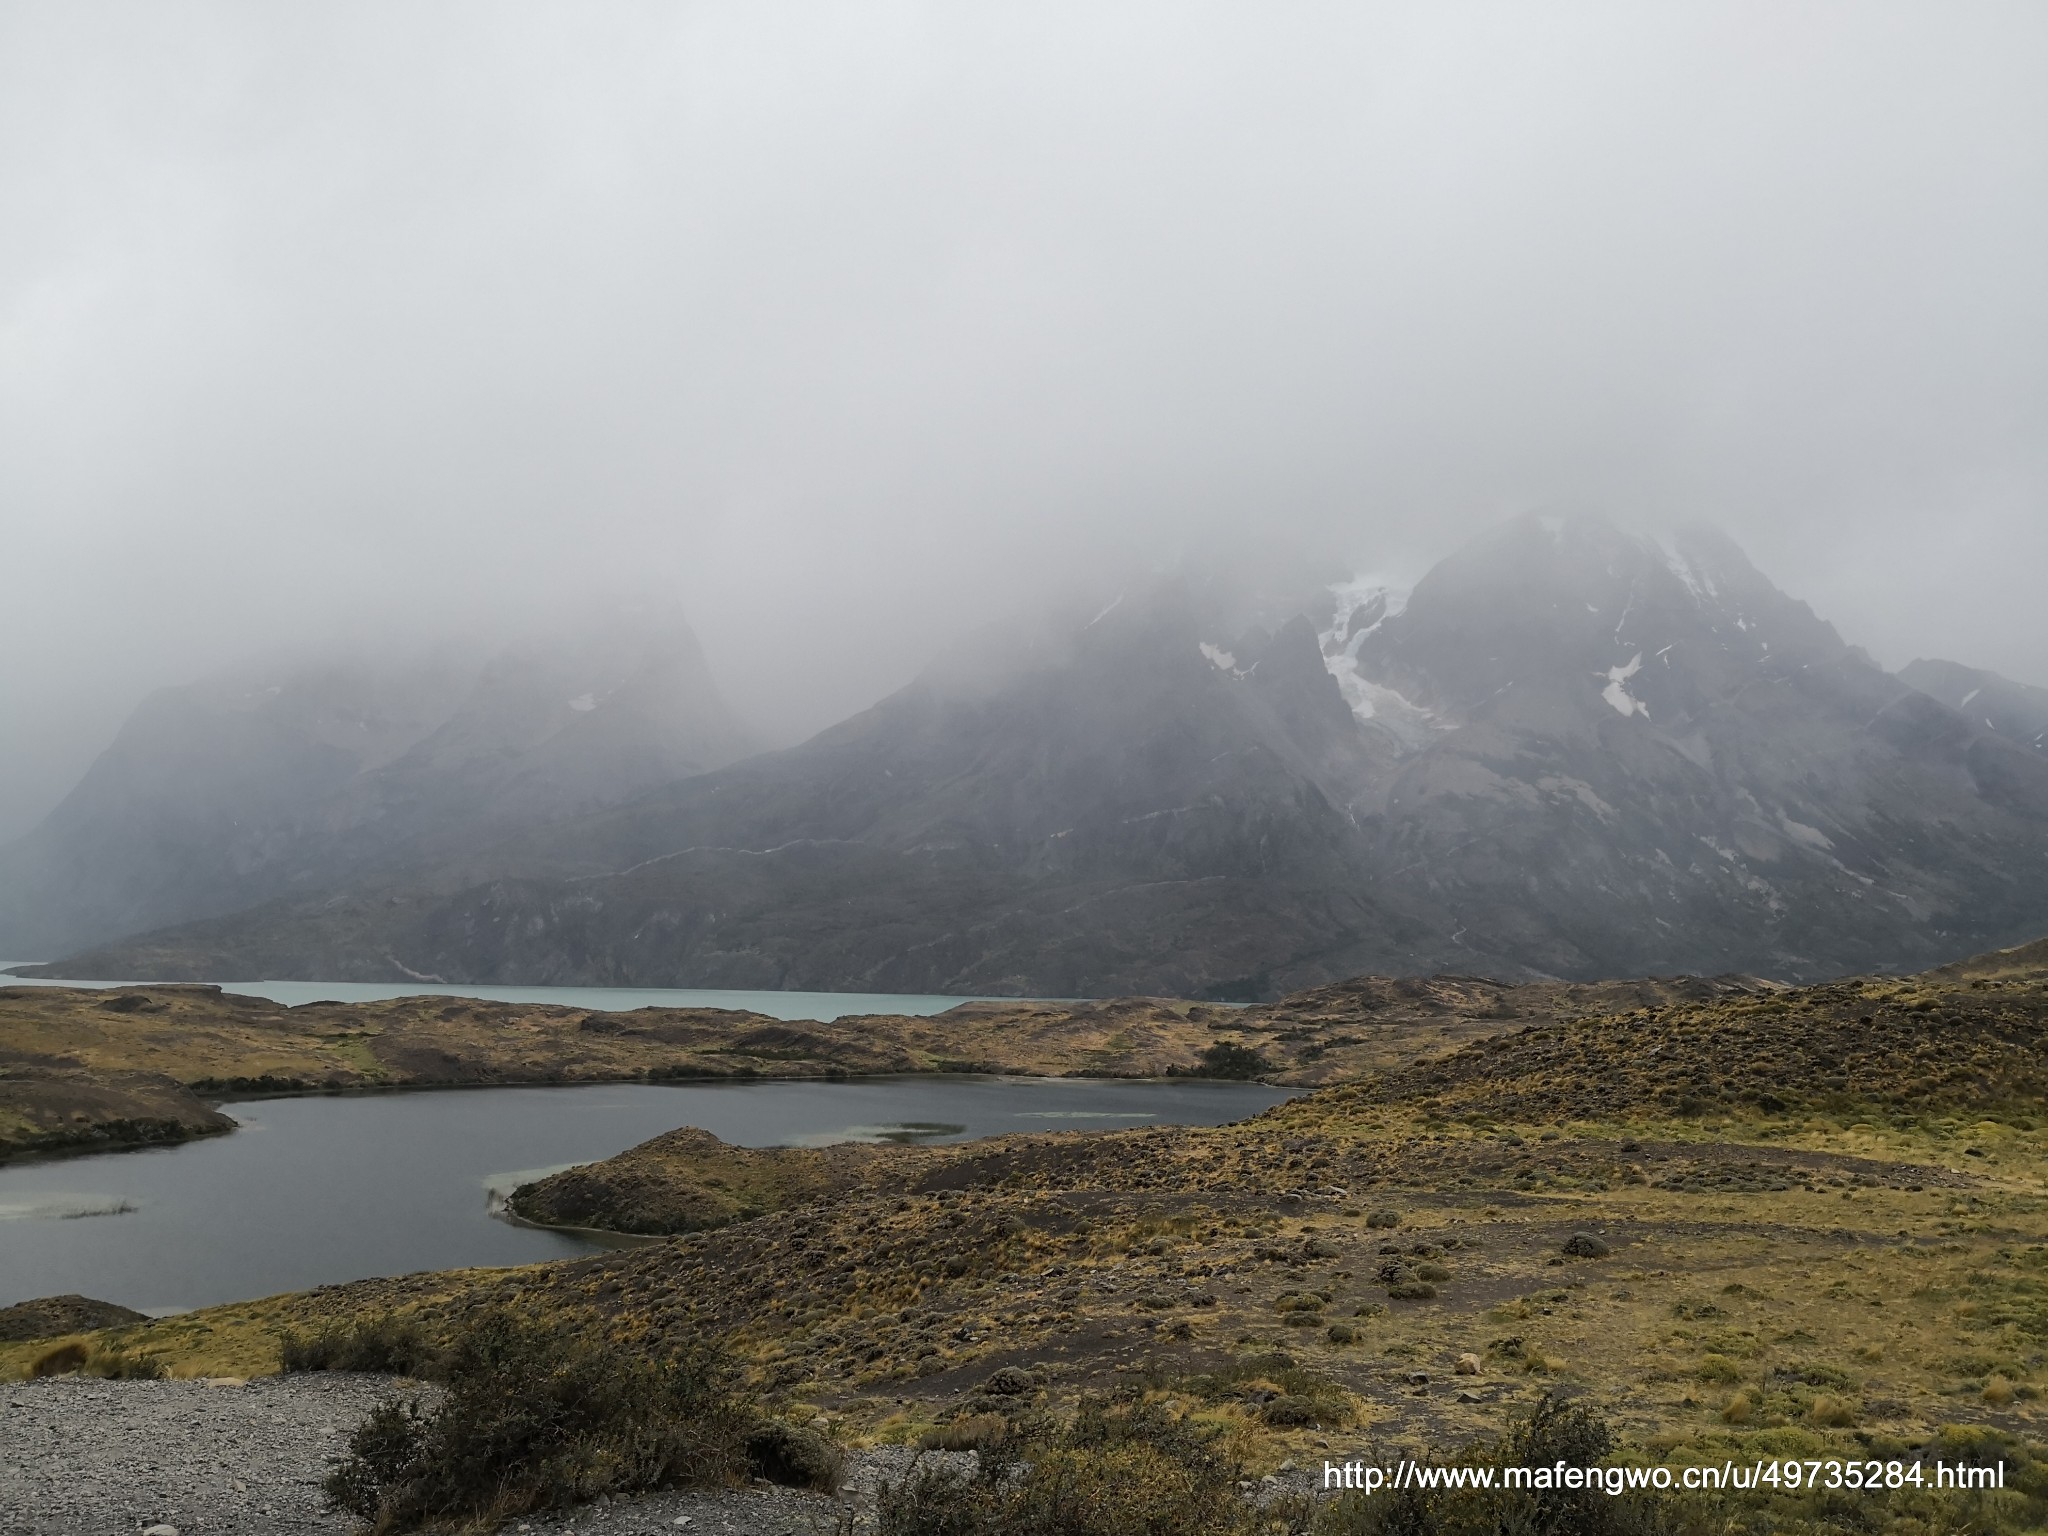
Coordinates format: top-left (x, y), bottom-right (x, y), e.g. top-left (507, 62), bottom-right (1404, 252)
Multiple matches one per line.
top-left (3, 2), bottom-right (2045, 838)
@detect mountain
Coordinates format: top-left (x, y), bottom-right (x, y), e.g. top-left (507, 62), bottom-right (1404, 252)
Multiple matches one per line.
top-left (1900, 657), bottom-right (2048, 758)
top-left (21, 590), bottom-right (1446, 995)
top-left (0, 613), bottom-right (752, 961)
top-left (1329, 516), bottom-right (2048, 979)
top-left (22, 514), bottom-right (2048, 994)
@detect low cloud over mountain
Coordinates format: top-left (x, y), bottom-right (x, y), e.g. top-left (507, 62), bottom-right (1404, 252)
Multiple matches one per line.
top-left (21, 515), bottom-right (2048, 996)
top-left (0, 615), bottom-right (751, 961)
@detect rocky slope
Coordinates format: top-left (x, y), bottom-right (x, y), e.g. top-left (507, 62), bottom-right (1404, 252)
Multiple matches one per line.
top-left (26, 515), bottom-right (2048, 992)
top-left (1901, 656), bottom-right (2048, 758)
top-left (1331, 518), bottom-right (2048, 979)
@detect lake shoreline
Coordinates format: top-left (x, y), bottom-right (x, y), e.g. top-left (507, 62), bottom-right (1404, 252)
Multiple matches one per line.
top-left (0, 1076), bottom-right (1292, 1317)
top-left (3, 967), bottom-right (1738, 1166)
top-left (0, 978), bottom-right (1334, 1169)
top-left (3, 1062), bottom-right (1278, 1174)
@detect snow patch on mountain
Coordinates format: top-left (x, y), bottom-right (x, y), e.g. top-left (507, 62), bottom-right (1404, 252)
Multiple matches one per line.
top-left (1646, 532), bottom-right (1714, 604)
top-left (1778, 814), bottom-right (1835, 851)
top-left (1324, 574), bottom-right (1411, 643)
top-left (1315, 574), bottom-right (1444, 746)
top-left (1601, 654), bottom-right (1649, 718)
top-left (1198, 642), bottom-right (1245, 677)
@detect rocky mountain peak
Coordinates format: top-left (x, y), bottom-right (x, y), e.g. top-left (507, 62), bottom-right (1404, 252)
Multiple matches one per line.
top-left (1345, 511), bottom-right (1851, 735)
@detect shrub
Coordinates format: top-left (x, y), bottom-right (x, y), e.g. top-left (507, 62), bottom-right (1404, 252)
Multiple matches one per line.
top-left (1365, 1210), bottom-right (1403, 1229)
top-left (1194, 1042), bottom-right (1271, 1081)
top-left (281, 1312), bottom-right (438, 1376)
top-left (745, 1420), bottom-right (844, 1491)
top-left (1314, 1395), bottom-right (1669, 1535)
top-left (870, 1396), bottom-right (1291, 1536)
top-left (1263, 1394), bottom-right (1319, 1426)
top-left (323, 1308), bottom-right (749, 1533)
top-left (85, 1346), bottom-right (166, 1380)
top-left (1561, 1232), bottom-right (1611, 1259)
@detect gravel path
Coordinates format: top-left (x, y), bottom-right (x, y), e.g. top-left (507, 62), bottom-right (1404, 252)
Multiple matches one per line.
top-left (0, 1376), bottom-right (960, 1536)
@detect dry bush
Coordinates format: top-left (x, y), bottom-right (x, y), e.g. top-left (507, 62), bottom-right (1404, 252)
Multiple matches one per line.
top-left (745, 1419), bottom-right (843, 1491)
top-left (323, 1308), bottom-right (750, 1534)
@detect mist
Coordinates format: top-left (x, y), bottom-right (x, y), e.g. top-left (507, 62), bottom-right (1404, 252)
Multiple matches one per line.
top-left (4, 2), bottom-right (2045, 839)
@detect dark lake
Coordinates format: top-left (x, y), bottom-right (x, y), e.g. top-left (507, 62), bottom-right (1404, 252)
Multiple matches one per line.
top-left (0, 1076), bottom-right (1290, 1313)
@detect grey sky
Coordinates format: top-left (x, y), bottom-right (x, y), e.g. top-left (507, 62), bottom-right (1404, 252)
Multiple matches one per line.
top-left (4, 2), bottom-right (2046, 838)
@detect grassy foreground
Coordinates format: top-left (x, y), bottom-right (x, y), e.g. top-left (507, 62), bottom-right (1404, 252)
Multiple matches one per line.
top-left (16, 942), bottom-right (2048, 1530)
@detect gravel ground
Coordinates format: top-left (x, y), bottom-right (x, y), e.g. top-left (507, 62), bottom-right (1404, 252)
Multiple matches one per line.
top-left (0, 1376), bottom-right (967, 1536)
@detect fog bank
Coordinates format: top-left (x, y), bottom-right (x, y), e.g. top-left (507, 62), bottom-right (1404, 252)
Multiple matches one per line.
top-left (4, 3), bottom-right (2044, 837)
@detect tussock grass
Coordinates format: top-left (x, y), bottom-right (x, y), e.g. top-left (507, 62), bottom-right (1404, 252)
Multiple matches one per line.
top-left (25, 1338), bottom-right (165, 1379)
top-left (27, 1340), bottom-right (87, 1377)
top-left (867, 1394), bottom-right (1305, 1536)
top-left (918, 1411), bottom-right (1010, 1451)
top-left (1180, 1348), bottom-right (1356, 1429)
top-left (281, 1311), bottom-right (437, 1376)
